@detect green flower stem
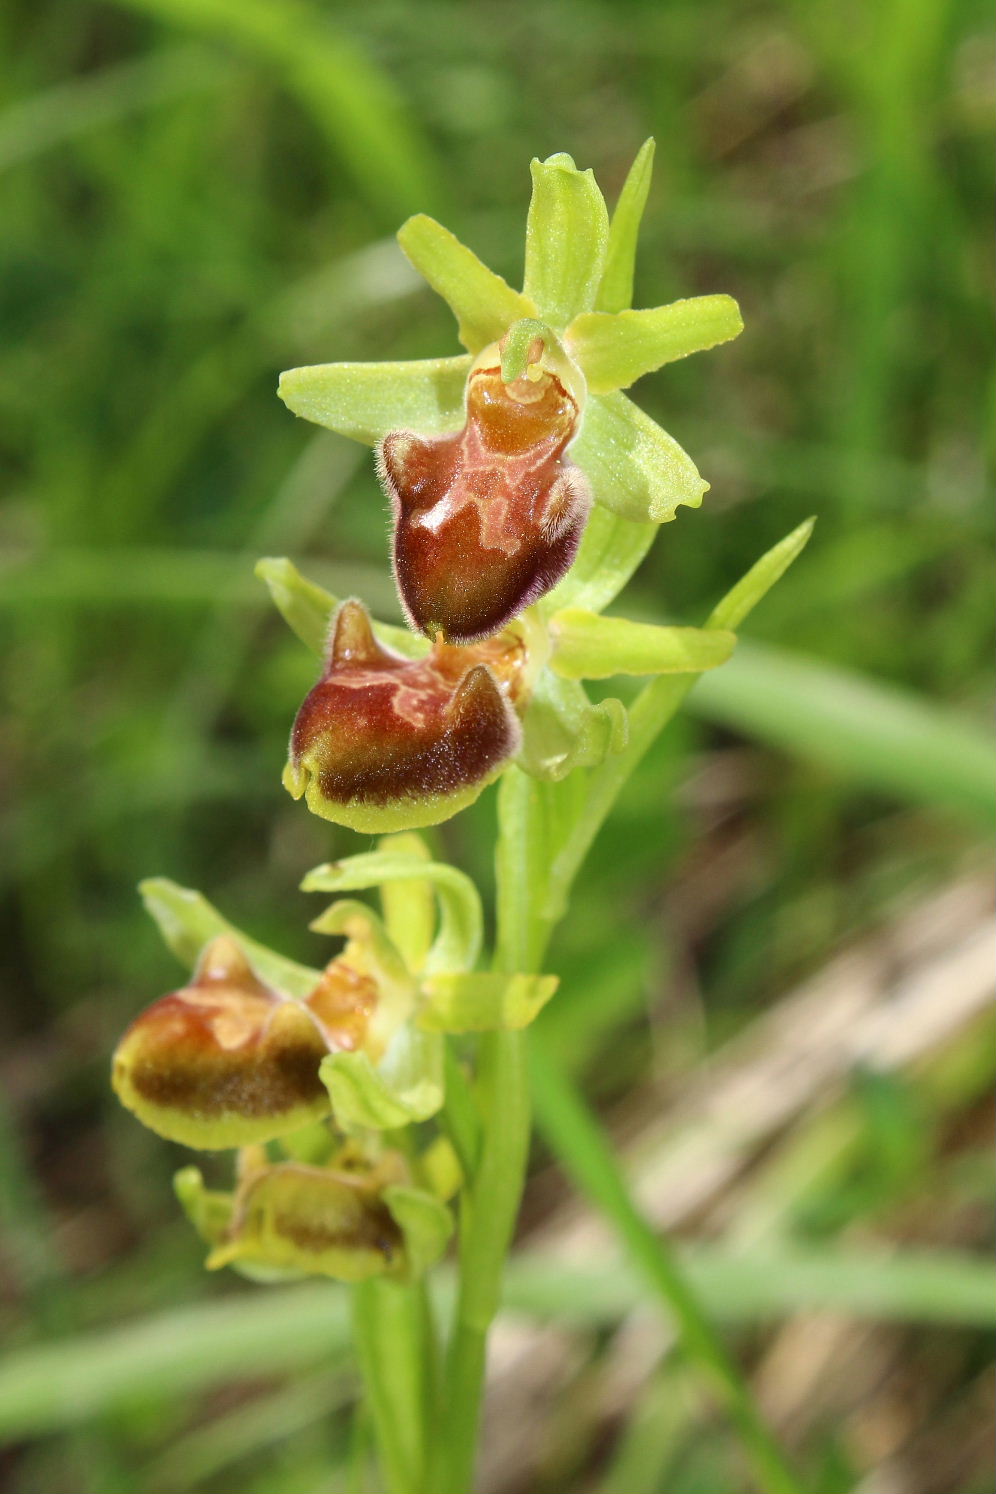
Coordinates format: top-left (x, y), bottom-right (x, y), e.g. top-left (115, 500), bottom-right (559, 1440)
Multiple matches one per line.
top-left (434, 770), bottom-right (541, 1493)
top-left (353, 1277), bottom-right (437, 1494)
top-left (529, 1038), bottom-right (808, 1494)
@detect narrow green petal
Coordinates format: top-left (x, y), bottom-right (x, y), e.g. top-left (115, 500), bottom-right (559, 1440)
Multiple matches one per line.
top-left (255, 557), bottom-right (427, 659)
top-left (523, 153), bottom-right (610, 328)
top-left (138, 877), bottom-right (319, 1000)
top-left (573, 391), bottom-right (707, 524)
top-left (277, 355), bottom-right (470, 444)
top-left (568, 295), bottom-right (743, 394)
top-left (550, 610), bottom-right (736, 680)
top-left (596, 138), bottom-right (655, 314)
top-left (418, 971), bottom-right (558, 1032)
top-left (707, 518), bottom-right (816, 632)
top-left (397, 214), bottom-right (536, 353)
top-left (302, 853), bottom-right (483, 975)
top-left (382, 1186), bottom-right (453, 1279)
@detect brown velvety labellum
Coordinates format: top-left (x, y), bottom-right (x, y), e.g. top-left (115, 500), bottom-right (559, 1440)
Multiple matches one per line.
top-left (286, 600), bottom-right (524, 826)
top-left (379, 361), bottom-right (590, 642)
top-left (112, 938), bottom-right (337, 1147)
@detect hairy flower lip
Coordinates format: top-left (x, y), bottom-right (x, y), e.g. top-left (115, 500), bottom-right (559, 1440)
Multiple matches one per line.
top-left (284, 599), bottom-right (525, 831)
top-left (379, 339), bottom-right (591, 643)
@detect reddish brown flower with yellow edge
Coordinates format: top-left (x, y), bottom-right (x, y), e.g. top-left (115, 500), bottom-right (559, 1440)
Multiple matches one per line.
top-left (111, 934), bottom-right (379, 1149)
top-left (379, 333), bottom-right (590, 642)
top-left (282, 597), bottom-right (529, 832)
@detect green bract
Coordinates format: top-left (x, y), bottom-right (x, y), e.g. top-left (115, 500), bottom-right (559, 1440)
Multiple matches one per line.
top-left (278, 143), bottom-right (743, 547)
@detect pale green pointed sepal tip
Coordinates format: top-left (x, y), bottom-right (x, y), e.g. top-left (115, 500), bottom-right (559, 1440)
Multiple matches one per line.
top-left (524, 153), bottom-right (610, 328)
top-left (596, 137), bottom-right (656, 315)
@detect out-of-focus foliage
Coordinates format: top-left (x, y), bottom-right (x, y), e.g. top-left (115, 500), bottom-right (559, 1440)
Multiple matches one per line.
top-left (0, 1), bottom-right (992, 1491)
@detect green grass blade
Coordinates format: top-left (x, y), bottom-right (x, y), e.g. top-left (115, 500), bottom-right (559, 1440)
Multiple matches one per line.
top-left (690, 640), bottom-right (995, 827)
top-left (528, 1035), bottom-right (808, 1494)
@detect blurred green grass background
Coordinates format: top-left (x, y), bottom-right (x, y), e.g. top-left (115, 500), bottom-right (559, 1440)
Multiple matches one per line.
top-left (0, 1), bottom-right (992, 1491)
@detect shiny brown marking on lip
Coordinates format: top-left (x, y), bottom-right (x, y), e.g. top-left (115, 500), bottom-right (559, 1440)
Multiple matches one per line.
top-left (379, 362), bottom-right (590, 641)
top-left (288, 600), bottom-right (524, 812)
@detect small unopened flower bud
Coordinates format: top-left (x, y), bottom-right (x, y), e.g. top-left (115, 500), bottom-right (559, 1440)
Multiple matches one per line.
top-left (378, 330), bottom-right (590, 642)
top-left (283, 599), bottom-right (527, 832)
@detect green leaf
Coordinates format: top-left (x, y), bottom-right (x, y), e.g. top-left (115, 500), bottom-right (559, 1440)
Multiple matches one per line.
top-left (419, 971), bottom-right (558, 1032)
top-left (596, 137), bottom-right (655, 314)
top-left (573, 391), bottom-right (708, 523)
top-left (255, 556), bottom-right (427, 658)
top-left (320, 1027), bottom-right (444, 1130)
top-left (568, 295), bottom-right (744, 394)
top-left (277, 354), bottom-right (470, 445)
top-left (550, 609), bottom-right (736, 680)
top-left (706, 517), bottom-right (816, 631)
top-left (517, 671), bottom-right (628, 781)
top-left (543, 504), bottom-right (657, 614)
top-left (397, 214), bottom-right (536, 353)
top-left (139, 878), bottom-right (319, 1000)
top-left (302, 853), bottom-right (483, 974)
top-left (383, 1185), bottom-right (453, 1278)
top-left (523, 152), bottom-right (610, 328)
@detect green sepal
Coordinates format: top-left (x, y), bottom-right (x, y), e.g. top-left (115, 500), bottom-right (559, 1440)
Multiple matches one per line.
top-left (382, 1184), bottom-right (453, 1279)
top-left (542, 505), bottom-right (657, 614)
top-left (568, 295), bottom-right (743, 394)
top-left (550, 609), bottom-right (736, 680)
top-left (319, 1026), bottom-right (444, 1131)
top-left (518, 671), bottom-right (628, 781)
top-left (139, 878), bottom-right (319, 1000)
top-left (375, 833), bottom-right (436, 975)
top-left (302, 853), bottom-right (482, 975)
top-left (572, 391), bottom-right (707, 523)
top-left (397, 213), bottom-right (537, 353)
top-left (596, 138), bottom-right (655, 314)
top-left (418, 971), bottom-right (558, 1032)
top-left (174, 1165), bottom-right (232, 1248)
top-left (255, 556), bottom-right (427, 659)
top-left (707, 517), bottom-right (816, 631)
top-left (524, 153), bottom-right (610, 328)
top-left (277, 354), bottom-right (470, 445)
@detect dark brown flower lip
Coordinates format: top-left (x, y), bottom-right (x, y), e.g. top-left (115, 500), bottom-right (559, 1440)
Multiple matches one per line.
top-left (379, 359), bottom-right (591, 643)
top-left (284, 600), bottom-right (526, 830)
